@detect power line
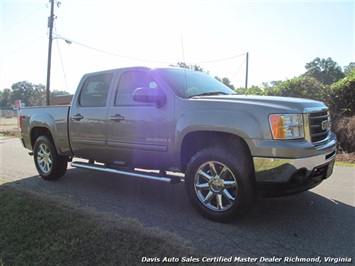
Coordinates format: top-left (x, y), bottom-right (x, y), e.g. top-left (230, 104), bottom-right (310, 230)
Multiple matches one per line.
top-left (3, 5), bottom-right (46, 32)
top-left (230, 57), bottom-right (246, 80)
top-left (187, 53), bottom-right (246, 65)
top-left (72, 40), bottom-right (173, 64)
top-left (54, 25), bottom-right (69, 91)
top-left (52, 34), bottom-right (246, 66)
top-left (3, 34), bottom-right (47, 58)
top-left (53, 34), bottom-right (172, 64)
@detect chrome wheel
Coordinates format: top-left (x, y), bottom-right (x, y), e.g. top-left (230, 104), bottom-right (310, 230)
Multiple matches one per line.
top-left (194, 161), bottom-right (238, 212)
top-left (36, 143), bottom-right (53, 174)
top-left (33, 136), bottom-right (67, 180)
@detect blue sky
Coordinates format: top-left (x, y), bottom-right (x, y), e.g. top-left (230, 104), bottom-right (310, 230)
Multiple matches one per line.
top-left (1, 0), bottom-right (354, 94)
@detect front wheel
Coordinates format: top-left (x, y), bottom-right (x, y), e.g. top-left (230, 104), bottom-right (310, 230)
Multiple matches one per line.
top-left (33, 136), bottom-right (67, 180)
top-left (185, 146), bottom-right (257, 222)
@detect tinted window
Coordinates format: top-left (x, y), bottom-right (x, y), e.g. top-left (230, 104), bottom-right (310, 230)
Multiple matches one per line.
top-left (157, 68), bottom-right (234, 98)
top-left (79, 74), bottom-right (112, 107)
top-left (115, 71), bottom-right (158, 106)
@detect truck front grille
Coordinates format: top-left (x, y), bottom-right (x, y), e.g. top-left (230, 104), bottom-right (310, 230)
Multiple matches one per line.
top-left (309, 110), bottom-right (331, 144)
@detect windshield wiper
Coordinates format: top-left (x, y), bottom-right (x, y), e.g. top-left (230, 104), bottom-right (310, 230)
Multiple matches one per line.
top-left (190, 91), bottom-right (232, 97)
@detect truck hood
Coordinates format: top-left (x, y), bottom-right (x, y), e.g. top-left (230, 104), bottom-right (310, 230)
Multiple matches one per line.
top-left (193, 94), bottom-right (327, 113)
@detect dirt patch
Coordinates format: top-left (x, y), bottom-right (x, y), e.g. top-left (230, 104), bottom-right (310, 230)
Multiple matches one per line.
top-left (0, 117), bottom-right (20, 137)
top-left (336, 152), bottom-right (355, 164)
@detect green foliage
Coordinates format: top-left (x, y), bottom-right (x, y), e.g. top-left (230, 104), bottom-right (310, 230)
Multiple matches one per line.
top-left (170, 62), bottom-right (207, 73)
top-left (0, 89), bottom-right (12, 107)
top-left (326, 69), bottom-right (355, 116)
top-left (51, 90), bottom-right (71, 96)
top-left (238, 58), bottom-right (353, 117)
top-left (344, 62), bottom-right (355, 76)
top-left (273, 76), bottom-right (325, 101)
top-left (235, 85), bottom-right (264, 95)
top-left (215, 76), bottom-right (235, 90)
top-left (0, 85), bottom-right (70, 107)
top-left (10, 81), bottom-right (46, 107)
top-left (304, 57), bottom-right (345, 86)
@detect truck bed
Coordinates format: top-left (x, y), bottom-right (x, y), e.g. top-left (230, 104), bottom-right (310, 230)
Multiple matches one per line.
top-left (20, 105), bottom-right (72, 156)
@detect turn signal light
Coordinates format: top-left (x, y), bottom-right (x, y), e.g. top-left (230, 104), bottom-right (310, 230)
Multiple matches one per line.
top-left (269, 114), bottom-right (304, 139)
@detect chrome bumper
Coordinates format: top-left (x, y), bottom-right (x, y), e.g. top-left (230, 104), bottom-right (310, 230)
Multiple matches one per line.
top-left (253, 148), bottom-right (336, 184)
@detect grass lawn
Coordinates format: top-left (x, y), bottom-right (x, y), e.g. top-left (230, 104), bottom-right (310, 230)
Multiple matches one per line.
top-left (0, 186), bottom-right (199, 265)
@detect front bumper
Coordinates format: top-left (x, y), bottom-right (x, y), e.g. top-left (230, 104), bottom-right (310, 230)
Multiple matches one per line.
top-left (253, 148), bottom-right (336, 196)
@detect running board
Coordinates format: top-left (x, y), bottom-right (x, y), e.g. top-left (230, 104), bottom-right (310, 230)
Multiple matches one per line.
top-left (71, 162), bottom-right (181, 184)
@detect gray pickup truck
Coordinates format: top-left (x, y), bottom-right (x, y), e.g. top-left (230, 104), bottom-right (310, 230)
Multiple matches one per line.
top-left (20, 66), bottom-right (337, 221)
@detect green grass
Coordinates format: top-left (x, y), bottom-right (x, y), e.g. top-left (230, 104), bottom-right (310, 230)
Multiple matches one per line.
top-left (335, 161), bottom-right (355, 167)
top-left (0, 186), bottom-right (199, 265)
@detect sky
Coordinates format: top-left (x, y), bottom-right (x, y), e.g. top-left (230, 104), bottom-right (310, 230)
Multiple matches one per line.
top-left (1, 0), bottom-right (354, 95)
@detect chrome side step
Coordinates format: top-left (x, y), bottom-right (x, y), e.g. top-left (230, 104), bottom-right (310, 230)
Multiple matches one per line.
top-left (71, 161), bottom-right (181, 184)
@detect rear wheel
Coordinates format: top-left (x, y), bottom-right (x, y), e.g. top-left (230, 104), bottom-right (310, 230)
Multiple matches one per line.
top-left (185, 145), bottom-right (257, 222)
top-left (33, 136), bottom-right (67, 180)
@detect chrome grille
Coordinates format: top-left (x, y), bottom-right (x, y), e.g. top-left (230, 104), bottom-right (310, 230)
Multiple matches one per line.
top-left (309, 110), bottom-right (331, 144)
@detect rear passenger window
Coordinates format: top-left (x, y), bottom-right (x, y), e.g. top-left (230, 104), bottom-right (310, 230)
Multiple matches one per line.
top-left (79, 74), bottom-right (112, 107)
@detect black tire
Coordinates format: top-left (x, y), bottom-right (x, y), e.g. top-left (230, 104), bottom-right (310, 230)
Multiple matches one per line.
top-left (185, 144), bottom-right (257, 222)
top-left (33, 136), bottom-right (67, 180)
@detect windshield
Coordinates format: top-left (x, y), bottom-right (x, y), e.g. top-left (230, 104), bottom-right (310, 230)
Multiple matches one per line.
top-left (157, 68), bottom-right (235, 98)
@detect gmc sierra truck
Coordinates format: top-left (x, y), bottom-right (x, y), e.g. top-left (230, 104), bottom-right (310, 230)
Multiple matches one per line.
top-left (20, 66), bottom-right (337, 221)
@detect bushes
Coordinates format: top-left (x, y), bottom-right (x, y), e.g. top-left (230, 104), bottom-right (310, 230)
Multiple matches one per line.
top-left (332, 114), bottom-right (355, 154)
top-left (326, 70), bottom-right (355, 117)
top-left (327, 69), bottom-right (355, 156)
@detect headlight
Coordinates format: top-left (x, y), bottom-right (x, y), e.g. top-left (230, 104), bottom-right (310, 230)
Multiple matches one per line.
top-left (269, 114), bottom-right (304, 139)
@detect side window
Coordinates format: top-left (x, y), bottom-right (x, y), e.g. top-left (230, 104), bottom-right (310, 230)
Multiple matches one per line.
top-left (115, 71), bottom-right (158, 106)
top-left (79, 73), bottom-right (112, 107)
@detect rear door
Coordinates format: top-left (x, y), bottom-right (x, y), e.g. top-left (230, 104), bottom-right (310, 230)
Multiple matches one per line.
top-left (69, 72), bottom-right (113, 162)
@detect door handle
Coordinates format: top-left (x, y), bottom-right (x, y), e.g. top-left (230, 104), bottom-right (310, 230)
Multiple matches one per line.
top-left (110, 114), bottom-right (124, 122)
top-left (71, 113), bottom-right (84, 121)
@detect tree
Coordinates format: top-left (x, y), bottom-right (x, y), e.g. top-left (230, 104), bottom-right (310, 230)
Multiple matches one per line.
top-left (234, 85), bottom-right (264, 95)
top-left (171, 62), bottom-right (235, 89)
top-left (304, 57), bottom-right (345, 85)
top-left (327, 67), bottom-right (355, 116)
top-left (171, 62), bottom-right (189, 69)
top-left (221, 77), bottom-right (235, 90)
top-left (271, 76), bottom-right (325, 102)
top-left (170, 62), bottom-right (207, 73)
top-left (215, 76), bottom-right (235, 90)
top-left (247, 85), bottom-right (264, 95)
top-left (10, 81), bottom-right (46, 107)
top-left (261, 80), bottom-right (282, 90)
top-left (344, 62), bottom-right (355, 76)
top-left (51, 90), bottom-right (70, 97)
top-left (0, 88), bottom-right (12, 107)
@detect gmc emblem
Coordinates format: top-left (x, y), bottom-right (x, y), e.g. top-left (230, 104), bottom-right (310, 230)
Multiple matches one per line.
top-left (321, 120), bottom-right (331, 131)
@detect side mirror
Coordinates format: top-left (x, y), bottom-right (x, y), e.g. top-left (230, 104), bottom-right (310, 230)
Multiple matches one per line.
top-left (133, 87), bottom-right (167, 107)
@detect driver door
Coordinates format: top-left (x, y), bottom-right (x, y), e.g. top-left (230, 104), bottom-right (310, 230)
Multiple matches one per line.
top-left (106, 70), bottom-right (174, 169)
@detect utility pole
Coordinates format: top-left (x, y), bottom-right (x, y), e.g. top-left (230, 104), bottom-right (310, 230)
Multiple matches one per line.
top-left (46, 0), bottom-right (55, 106)
top-left (245, 52), bottom-right (249, 90)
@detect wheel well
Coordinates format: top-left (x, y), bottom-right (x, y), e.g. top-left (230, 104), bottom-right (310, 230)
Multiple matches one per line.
top-left (30, 127), bottom-right (54, 149)
top-left (180, 131), bottom-right (252, 172)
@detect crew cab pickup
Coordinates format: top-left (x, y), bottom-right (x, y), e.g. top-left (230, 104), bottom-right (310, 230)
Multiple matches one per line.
top-left (20, 67), bottom-right (337, 221)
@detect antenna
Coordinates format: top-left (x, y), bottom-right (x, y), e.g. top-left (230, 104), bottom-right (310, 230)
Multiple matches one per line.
top-left (181, 35), bottom-right (188, 95)
top-left (180, 34), bottom-right (186, 65)
top-left (245, 52), bottom-right (249, 90)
